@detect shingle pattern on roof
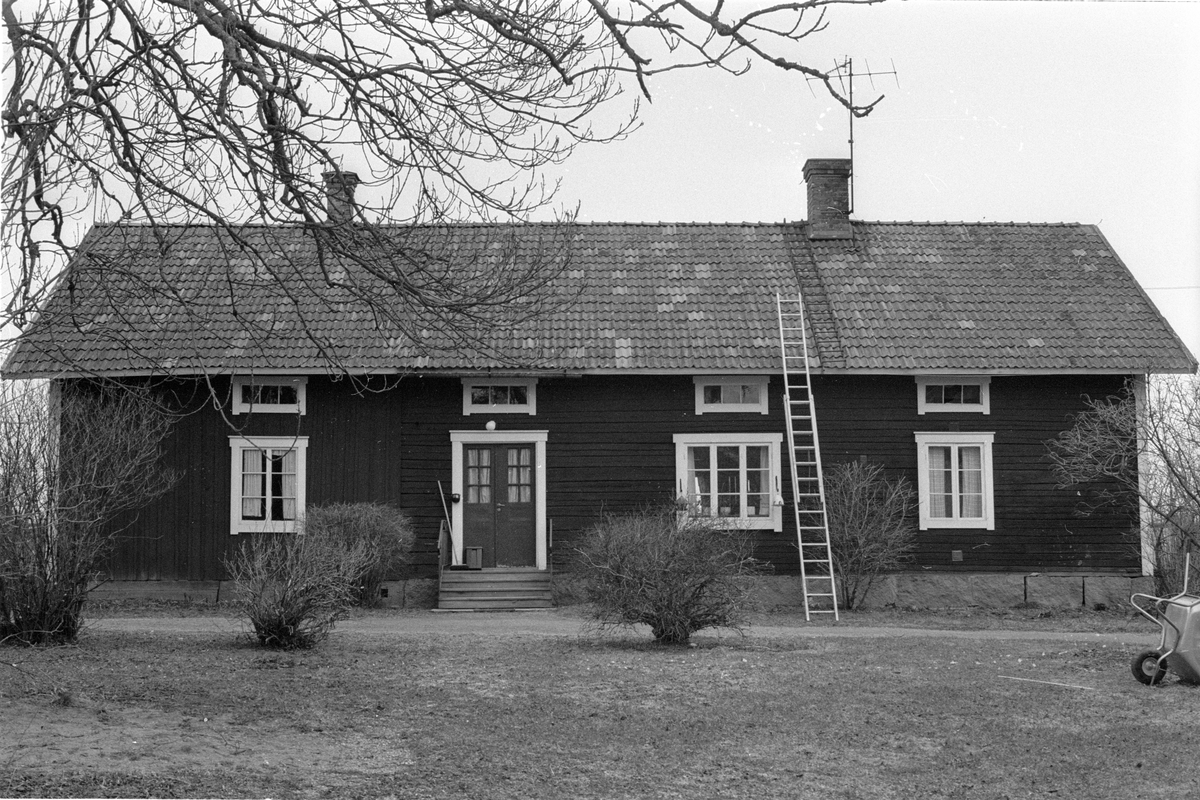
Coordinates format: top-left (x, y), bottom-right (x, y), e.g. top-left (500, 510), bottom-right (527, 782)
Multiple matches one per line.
top-left (814, 222), bottom-right (1195, 371)
top-left (3, 220), bottom-right (1194, 377)
top-left (3, 222), bottom-right (809, 376)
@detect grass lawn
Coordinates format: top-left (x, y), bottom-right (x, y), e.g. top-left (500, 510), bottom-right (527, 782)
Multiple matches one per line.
top-left (2, 611), bottom-right (1197, 799)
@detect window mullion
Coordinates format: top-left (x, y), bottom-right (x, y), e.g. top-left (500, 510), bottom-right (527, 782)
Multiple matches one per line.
top-left (949, 444), bottom-right (961, 521)
top-left (738, 444), bottom-right (748, 520)
top-left (708, 445), bottom-right (718, 518)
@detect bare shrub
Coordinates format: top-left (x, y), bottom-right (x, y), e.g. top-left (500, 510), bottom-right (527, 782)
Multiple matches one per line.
top-left (573, 507), bottom-right (760, 645)
top-left (824, 461), bottom-right (917, 611)
top-left (302, 503), bottom-right (416, 607)
top-left (1139, 516), bottom-right (1198, 598)
top-left (224, 524), bottom-right (376, 649)
top-left (0, 382), bottom-right (176, 645)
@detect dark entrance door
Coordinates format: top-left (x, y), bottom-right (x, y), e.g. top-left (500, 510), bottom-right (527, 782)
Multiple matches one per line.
top-left (462, 444), bottom-right (536, 567)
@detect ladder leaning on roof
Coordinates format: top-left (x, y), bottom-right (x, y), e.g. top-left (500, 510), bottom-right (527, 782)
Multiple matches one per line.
top-left (776, 292), bottom-right (840, 621)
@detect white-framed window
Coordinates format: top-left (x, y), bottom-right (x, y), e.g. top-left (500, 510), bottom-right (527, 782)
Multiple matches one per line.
top-left (914, 432), bottom-right (995, 530)
top-left (673, 433), bottom-right (783, 531)
top-left (229, 436), bottom-right (308, 534)
top-left (693, 376), bottom-right (769, 415)
top-left (916, 376), bottom-right (990, 415)
top-left (232, 376), bottom-right (307, 415)
top-left (462, 378), bottom-right (537, 415)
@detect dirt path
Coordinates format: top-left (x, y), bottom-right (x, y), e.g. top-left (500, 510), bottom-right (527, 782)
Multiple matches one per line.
top-left (87, 610), bottom-right (1160, 645)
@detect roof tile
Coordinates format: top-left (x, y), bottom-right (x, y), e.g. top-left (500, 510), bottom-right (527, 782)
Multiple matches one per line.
top-left (3, 221), bottom-right (1194, 377)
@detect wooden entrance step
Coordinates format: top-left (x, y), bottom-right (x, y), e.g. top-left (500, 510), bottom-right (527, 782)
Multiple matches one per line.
top-left (437, 568), bottom-right (554, 611)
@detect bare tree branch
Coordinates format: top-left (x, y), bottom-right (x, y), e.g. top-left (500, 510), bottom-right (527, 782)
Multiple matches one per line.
top-left (3, 0), bottom-right (883, 377)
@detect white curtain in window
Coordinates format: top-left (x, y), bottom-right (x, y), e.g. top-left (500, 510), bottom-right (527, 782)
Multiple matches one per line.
top-left (958, 446), bottom-right (983, 518)
top-left (279, 449), bottom-right (297, 520)
top-left (928, 446), bottom-right (952, 518)
top-left (241, 449), bottom-right (265, 519)
top-left (687, 446), bottom-right (712, 512)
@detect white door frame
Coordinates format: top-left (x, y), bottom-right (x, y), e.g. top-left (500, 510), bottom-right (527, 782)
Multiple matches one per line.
top-left (450, 430), bottom-right (549, 570)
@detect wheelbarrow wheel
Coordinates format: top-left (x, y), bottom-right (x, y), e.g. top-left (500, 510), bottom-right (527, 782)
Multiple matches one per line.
top-left (1131, 649), bottom-right (1167, 685)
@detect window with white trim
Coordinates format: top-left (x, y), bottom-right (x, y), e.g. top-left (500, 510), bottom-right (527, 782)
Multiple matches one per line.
top-left (232, 377), bottom-right (307, 415)
top-left (914, 432), bottom-right (995, 530)
top-left (916, 376), bottom-right (990, 415)
top-left (693, 377), bottom-right (769, 415)
top-left (462, 378), bottom-right (537, 415)
top-left (673, 433), bottom-right (783, 530)
top-left (229, 436), bottom-right (308, 534)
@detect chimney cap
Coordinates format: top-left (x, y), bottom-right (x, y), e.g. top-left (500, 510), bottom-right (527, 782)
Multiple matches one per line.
top-left (802, 158), bottom-right (851, 179)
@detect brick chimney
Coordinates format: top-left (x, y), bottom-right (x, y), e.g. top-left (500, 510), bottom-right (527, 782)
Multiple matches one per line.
top-left (322, 170), bottom-right (360, 224)
top-left (802, 158), bottom-right (852, 240)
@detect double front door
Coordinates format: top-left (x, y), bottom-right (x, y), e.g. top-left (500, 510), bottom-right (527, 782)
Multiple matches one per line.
top-left (462, 443), bottom-right (536, 567)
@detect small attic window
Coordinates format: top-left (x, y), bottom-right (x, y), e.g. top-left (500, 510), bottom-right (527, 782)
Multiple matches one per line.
top-left (232, 377), bottom-right (307, 415)
top-left (462, 378), bottom-right (537, 415)
top-left (694, 377), bottom-right (769, 415)
top-left (916, 377), bottom-right (990, 415)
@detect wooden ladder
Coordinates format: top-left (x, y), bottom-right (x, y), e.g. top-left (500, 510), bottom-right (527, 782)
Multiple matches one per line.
top-left (776, 292), bottom-right (840, 621)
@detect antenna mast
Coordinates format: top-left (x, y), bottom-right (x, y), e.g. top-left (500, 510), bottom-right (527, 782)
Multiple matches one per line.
top-left (820, 57), bottom-right (897, 215)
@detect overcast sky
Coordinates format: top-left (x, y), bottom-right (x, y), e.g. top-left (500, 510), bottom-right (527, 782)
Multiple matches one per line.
top-left (533, 0), bottom-right (1200, 363)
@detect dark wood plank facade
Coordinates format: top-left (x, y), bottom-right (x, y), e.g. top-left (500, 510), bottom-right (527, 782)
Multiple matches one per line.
top-left (815, 374), bottom-right (1135, 573)
top-left (94, 371), bottom-right (1137, 582)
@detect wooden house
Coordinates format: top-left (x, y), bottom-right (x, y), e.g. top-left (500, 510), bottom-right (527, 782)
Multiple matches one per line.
top-left (4, 159), bottom-right (1195, 609)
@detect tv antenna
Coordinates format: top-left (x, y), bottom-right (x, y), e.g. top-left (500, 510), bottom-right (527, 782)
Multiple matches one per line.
top-left (808, 57), bottom-right (898, 214)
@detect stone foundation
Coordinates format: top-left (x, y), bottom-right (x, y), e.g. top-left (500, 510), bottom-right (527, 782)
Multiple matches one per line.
top-left (88, 573), bottom-right (1152, 612)
top-left (741, 572), bottom-right (1152, 611)
top-left (90, 578), bottom-right (440, 609)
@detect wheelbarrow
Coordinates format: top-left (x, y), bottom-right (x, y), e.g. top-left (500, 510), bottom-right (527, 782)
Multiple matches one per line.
top-left (1129, 551), bottom-right (1200, 686)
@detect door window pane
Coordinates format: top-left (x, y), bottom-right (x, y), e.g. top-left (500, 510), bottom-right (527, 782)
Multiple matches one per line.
top-left (466, 448), bottom-right (491, 504)
top-left (507, 447), bottom-right (533, 504)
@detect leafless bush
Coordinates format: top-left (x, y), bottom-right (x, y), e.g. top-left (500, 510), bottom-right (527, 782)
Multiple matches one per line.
top-left (573, 507), bottom-right (760, 645)
top-left (824, 461), bottom-right (917, 611)
top-left (225, 523), bottom-right (376, 649)
top-left (0, 381), bottom-right (176, 645)
top-left (302, 503), bottom-right (416, 607)
top-left (1139, 520), bottom-right (1197, 598)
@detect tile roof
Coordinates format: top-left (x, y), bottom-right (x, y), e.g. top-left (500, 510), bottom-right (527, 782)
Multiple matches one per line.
top-left (811, 223), bottom-right (1196, 372)
top-left (3, 220), bottom-right (1195, 378)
